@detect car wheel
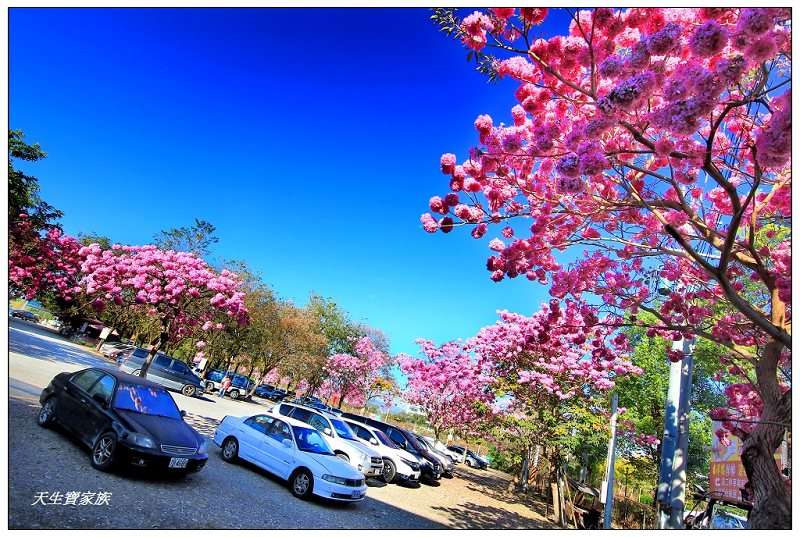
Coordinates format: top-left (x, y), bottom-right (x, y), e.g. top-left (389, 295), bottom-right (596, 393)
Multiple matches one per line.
top-left (336, 452), bottom-right (349, 463)
top-left (465, 459), bottom-right (473, 468)
top-left (229, 390), bottom-right (240, 400)
top-left (37, 397), bottom-right (57, 428)
top-left (382, 458), bottom-right (397, 483)
top-left (91, 432), bottom-right (117, 471)
top-left (290, 469), bottom-right (314, 500)
top-left (221, 437), bottom-right (239, 462)
top-left (181, 384), bottom-right (196, 397)
top-left (205, 381), bottom-right (215, 392)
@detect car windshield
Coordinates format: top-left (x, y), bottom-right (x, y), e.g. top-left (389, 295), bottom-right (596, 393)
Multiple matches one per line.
top-left (113, 383), bottom-right (182, 419)
top-left (374, 430), bottom-right (398, 449)
top-left (330, 418), bottom-right (357, 440)
top-left (292, 426), bottom-right (334, 455)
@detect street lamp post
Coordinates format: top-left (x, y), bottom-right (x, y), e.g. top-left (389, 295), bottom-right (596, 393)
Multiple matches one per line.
top-left (656, 336), bottom-right (694, 528)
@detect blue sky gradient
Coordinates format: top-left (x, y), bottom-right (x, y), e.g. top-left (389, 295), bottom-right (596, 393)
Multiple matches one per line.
top-left (10, 8), bottom-right (575, 356)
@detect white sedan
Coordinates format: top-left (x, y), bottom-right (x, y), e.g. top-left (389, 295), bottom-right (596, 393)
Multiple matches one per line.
top-left (214, 413), bottom-right (368, 502)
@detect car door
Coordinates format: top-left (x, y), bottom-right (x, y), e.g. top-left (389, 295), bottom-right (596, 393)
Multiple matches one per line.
top-left (82, 373), bottom-right (117, 444)
top-left (169, 359), bottom-right (194, 388)
top-left (146, 355), bottom-right (178, 389)
top-left (264, 418), bottom-right (295, 479)
top-left (58, 369), bottom-right (105, 437)
top-left (239, 415), bottom-right (273, 468)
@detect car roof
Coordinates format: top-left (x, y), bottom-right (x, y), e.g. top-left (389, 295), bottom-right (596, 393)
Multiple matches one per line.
top-left (281, 401), bottom-right (339, 418)
top-left (83, 366), bottom-right (164, 389)
top-left (273, 414), bottom-right (315, 431)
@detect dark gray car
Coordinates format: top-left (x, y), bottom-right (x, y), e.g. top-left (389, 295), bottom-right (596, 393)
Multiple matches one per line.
top-left (118, 348), bottom-right (204, 397)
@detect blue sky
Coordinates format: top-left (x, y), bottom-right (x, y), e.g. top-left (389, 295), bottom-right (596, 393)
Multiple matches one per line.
top-left (10, 8), bottom-right (574, 357)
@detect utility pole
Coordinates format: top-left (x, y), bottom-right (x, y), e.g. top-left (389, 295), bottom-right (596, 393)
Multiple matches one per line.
top-left (656, 336), bottom-right (694, 528)
top-left (602, 393), bottom-right (619, 529)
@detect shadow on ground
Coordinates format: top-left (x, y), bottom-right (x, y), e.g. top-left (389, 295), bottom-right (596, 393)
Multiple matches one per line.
top-left (431, 501), bottom-right (554, 529)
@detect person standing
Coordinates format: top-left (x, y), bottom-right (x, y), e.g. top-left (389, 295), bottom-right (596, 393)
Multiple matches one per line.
top-left (219, 375), bottom-right (231, 398)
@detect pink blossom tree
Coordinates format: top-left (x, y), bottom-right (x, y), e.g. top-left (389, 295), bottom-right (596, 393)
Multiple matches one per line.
top-left (398, 339), bottom-right (495, 440)
top-left (319, 336), bottom-right (392, 408)
top-left (468, 300), bottom-right (640, 482)
top-left (425, 8), bottom-right (790, 527)
top-left (76, 243), bottom-right (249, 377)
top-left (9, 214), bottom-right (83, 301)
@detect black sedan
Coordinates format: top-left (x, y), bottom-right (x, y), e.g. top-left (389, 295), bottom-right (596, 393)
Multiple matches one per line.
top-left (38, 367), bottom-right (209, 475)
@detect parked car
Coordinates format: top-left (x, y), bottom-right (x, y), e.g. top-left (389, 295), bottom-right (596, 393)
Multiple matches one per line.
top-left (424, 435), bottom-right (459, 464)
top-left (11, 309), bottom-right (39, 322)
top-left (711, 511), bottom-right (749, 529)
top-left (271, 402), bottom-right (383, 478)
top-left (339, 412), bottom-right (442, 484)
top-left (415, 434), bottom-right (454, 477)
top-left (253, 384), bottom-right (283, 400)
top-left (118, 348), bottom-right (204, 397)
top-left (38, 367), bottom-right (209, 474)
top-left (464, 449), bottom-right (488, 469)
top-left (201, 369), bottom-right (253, 400)
top-left (215, 413), bottom-right (367, 501)
top-left (342, 417), bottom-right (422, 484)
top-left (99, 341), bottom-right (136, 360)
top-left (446, 445), bottom-right (466, 464)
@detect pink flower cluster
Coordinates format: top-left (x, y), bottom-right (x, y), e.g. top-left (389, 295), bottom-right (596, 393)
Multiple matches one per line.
top-left (398, 340), bottom-right (494, 434)
top-left (9, 215), bottom-right (83, 301)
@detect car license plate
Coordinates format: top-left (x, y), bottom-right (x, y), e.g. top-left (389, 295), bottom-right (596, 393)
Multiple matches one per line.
top-left (352, 490), bottom-right (361, 499)
top-left (168, 457), bottom-right (189, 469)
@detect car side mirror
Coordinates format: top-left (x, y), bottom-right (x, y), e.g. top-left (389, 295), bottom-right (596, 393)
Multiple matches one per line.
top-left (180, 410), bottom-right (187, 418)
top-left (92, 394), bottom-right (109, 408)
top-left (323, 427), bottom-right (332, 437)
top-left (281, 438), bottom-right (293, 448)
top-left (370, 437), bottom-right (379, 446)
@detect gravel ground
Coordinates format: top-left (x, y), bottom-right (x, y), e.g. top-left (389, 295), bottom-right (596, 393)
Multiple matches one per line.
top-left (8, 319), bottom-right (554, 529)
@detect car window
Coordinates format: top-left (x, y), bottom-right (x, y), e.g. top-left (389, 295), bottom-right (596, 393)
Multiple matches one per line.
top-left (88, 374), bottom-right (116, 402)
top-left (278, 404), bottom-right (295, 417)
top-left (307, 414), bottom-right (330, 433)
top-left (375, 429), bottom-right (398, 449)
top-left (330, 418), bottom-right (356, 440)
top-left (349, 422), bottom-right (372, 442)
top-left (171, 361), bottom-right (190, 375)
top-left (292, 426), bottom-right (334, 455)
top-left (244, 415), bottom-right (273, 434)
top-left (268, 419), bottom-right (293, 443)
top-left (113, 383), bottom-right (182, 419)
top-left (153, 355), bottom-right (171, 368)
top-left (388, 428), bottom-right (407, 447)
top-left (290, 407), bottom-right (313, 423)
top-left (71, 369), bottom-right (104, 392)
top-left (132, 348), bottom-right (149, 359)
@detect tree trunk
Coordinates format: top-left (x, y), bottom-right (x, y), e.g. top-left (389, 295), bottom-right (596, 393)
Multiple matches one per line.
top-left (741, 335), bottom-right (791, 529)
top-left (741, 389), bottom-right (791, 528)
top-left (140, 330), bottom-right (168, 377)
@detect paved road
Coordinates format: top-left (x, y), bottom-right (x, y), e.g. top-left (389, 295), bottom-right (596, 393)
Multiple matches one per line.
top-left (8, 319), bottom-right (553, 529)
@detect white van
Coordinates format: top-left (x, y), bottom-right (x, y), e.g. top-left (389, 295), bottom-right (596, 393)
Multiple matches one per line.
top-left (271, 402), bottom-right (383, 478)
top-left (342, 417), bottom-right (422, 484)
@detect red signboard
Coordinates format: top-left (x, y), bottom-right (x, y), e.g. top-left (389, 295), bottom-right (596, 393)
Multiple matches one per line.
top-left (710, 421), bottom-right (788, 502)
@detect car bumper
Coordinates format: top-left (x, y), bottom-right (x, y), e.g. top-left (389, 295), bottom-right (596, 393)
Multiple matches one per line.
top-left (314, 480), bottom-right (368, 502)
top-left (398, 469), bottom-right (421, 482)
top-left (118, 444), bottom-right (208, 473)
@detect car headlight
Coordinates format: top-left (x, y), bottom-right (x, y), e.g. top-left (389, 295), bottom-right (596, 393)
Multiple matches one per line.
top-left (322, 474), bottom-right (348, 485)
top-left (400, 458), bottom-right (418, 469)
top-left (198, 438), bottom-right (209, 454)
top-left (128, 433), bottom-right (155, 449)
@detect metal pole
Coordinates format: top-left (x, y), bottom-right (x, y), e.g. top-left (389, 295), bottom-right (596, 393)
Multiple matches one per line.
top-left (603, 393), bottom-right (619, 529)
top-left (657, 337), bottom-right (693, 528)
top-left (669, 340), bottom-right (694, 528)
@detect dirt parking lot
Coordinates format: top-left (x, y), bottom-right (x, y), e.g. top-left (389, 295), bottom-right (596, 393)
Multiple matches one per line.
top-left (8, 320), bottom-right (556, 529)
